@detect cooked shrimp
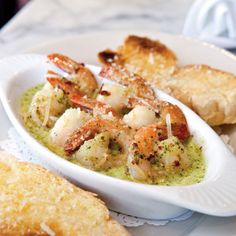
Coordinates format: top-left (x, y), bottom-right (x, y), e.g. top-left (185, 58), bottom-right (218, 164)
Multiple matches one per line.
top-left (157, 136), bottom-right (191, 171)
top-left (128, 125), bottom-right (191, 182)
top-left (28, 82), bottom-right (67, 128)
top-left (127, 156), bottom-right (152, 181)
top-left (47, 70), bottom-right (84, 96)
top-left (50, 108), bottom-right (91, 147)
top-left (123, 105), bottom-right (157, 129)
top-left (127, 124), bottom-right (164, 181)
top-left (131, 123), bottom-right (167, 157)
top-left (96, 83), bottom-right (131, 112)
top-left (99, 65), bottom-right (156, 100)
top-left (48, 53), bottom-right (98, 97)
top-left (64, 116), bottom-right (131, 155)
top-left (76, 131), bottom-right (127, 170)
top-left (126, 99), bottom-right (190, 182)
top-left (47, 74), bottom-right (117, 118)
top-left (153, 100), bottom-right (190, 142)
top-left (76, 132), bottom-right (110, 170)
top-left (69, 93), bottom-right (117, 118)
top-left (125, 97), bottom-right (190, 142)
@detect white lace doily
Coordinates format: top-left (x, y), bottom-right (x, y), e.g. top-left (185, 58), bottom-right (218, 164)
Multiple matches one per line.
top-left (0, 128), bottom-right (194, 227)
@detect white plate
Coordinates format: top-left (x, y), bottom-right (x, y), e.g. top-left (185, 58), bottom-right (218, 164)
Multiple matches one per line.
top-left (1, 31), bottom-right (236, 235)
top-left (1, 51), bottom-right (236, 220)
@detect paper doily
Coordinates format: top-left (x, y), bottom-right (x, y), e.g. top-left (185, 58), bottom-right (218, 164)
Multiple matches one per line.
top-left (0, 128), bottom-right (194, 227)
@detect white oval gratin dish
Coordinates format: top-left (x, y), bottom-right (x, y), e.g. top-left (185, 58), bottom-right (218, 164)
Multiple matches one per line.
top-left (0, 54), bottom-right (236, 220)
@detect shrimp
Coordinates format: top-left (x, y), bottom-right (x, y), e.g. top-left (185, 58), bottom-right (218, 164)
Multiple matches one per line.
top-left (122, 105), bottom-right (157, 129)
top-left (50, 108), bottom-right (91, 147)
top-left (28, 82), bottom-right (67, 128)
top-left (76, 132), bottom-right (111, 170)
top-left (128, 156), bottom-right (153, 182)
top-left (47, 74), bottom-right (117, 118)
top-left (69, 93), bottom-right (117, 118)
top-left (125, 97), bottom-right (190, 142)
top-left (158, 101), bottom-right (190, 142)
top-left (48, 53), bottom-right (98, 97)
top-left (126, 98), bottom-right (190, 182)
top-left (64, 116), bottom-right (131, 155)
top-left (127, 124), bottom-right (165, 181)
top-left (47, 70), bottom-right (84, 96)
top-left (157, 136), bottom-right (191, 171)
top-left (76, 131), bottom-right (129, 170)
top-left (96, 83), bottom-right (131, 113)
top-left (131, 123), bottom-right (167, 157)
top-left (99, 65), bottom-right (156, 100)
top-left (65, 116), bottom-right (131, 169)
top-left (128, 125), bottom-right (191, 182)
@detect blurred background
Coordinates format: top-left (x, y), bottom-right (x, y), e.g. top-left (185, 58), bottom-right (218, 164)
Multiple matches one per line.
top-left (0, 0), bottom-right (29, 28)
top-left (0, 0), bottom-right (235, 52)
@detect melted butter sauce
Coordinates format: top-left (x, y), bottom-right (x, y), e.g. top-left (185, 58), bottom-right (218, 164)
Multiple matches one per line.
top-left (21, 85), bottom-right (205, 186)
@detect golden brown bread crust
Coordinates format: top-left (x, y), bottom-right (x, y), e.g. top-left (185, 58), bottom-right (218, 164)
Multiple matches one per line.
top-left (0, 152), bottom-right (129, 236)
top-left (157, 64), bottom-right (236, 126)
top-left (98, 35), bottom-right (177, 82)
top-left (98, 49), bottom-right (121, 66)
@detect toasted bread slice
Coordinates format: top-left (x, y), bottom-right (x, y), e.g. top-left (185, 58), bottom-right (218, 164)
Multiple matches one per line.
top-left (0, 152), bottom-right (129, 236)
top-left (98, 35), bottom-right (177, 82)
top-left (157, 65), bottom-right (236, 126)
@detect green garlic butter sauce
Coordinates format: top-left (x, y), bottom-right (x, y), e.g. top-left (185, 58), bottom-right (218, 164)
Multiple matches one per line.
top-left (21, 84), bottom-right (205, 185)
